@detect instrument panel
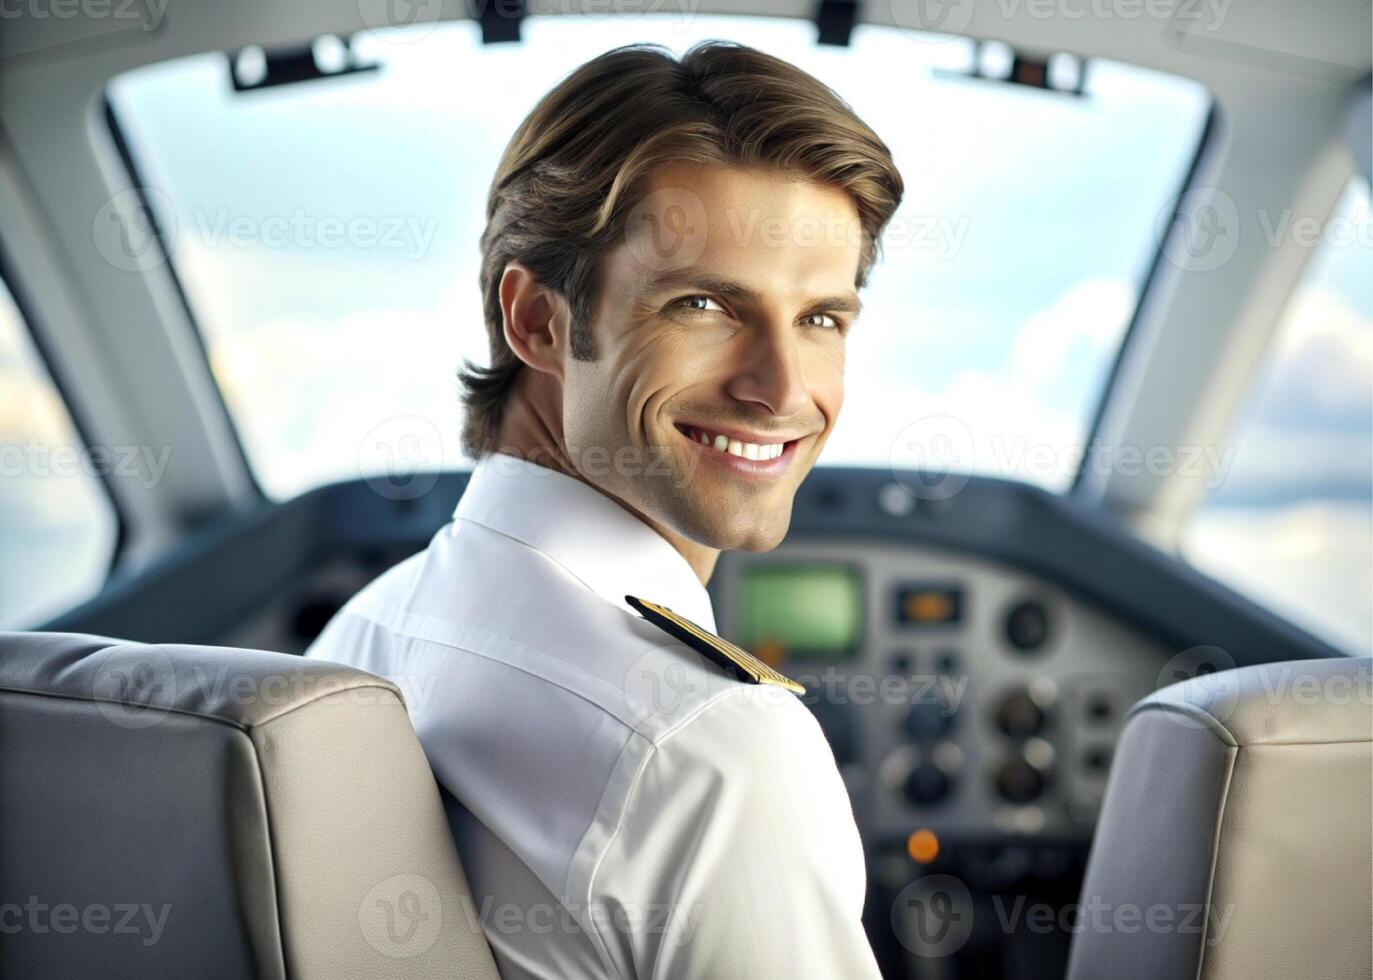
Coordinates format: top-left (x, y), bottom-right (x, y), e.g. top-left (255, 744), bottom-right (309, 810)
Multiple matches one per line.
top-left (712, 540), bottom-right (1171, 844)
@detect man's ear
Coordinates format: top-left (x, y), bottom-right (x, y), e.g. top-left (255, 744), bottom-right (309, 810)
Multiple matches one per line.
top-left (499, 261), bottom-right (569, 380)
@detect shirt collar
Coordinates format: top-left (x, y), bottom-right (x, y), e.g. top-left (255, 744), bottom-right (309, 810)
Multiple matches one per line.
top-left (453, 453), bottom-right (717, 632)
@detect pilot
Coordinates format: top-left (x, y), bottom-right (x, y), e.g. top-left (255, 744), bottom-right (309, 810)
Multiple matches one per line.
top-left (307, 40), bottom-right (903, 979)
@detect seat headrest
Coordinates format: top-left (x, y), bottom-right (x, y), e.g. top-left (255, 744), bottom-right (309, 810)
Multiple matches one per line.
top-left (1131, 655), bottom-right (1372, 746)
top-left (0, 631), bottom-right (499, 979)
top-left (1068, 656), bottom-right (1372, 980)
top-left (0, 630), bottom-right (398, 728)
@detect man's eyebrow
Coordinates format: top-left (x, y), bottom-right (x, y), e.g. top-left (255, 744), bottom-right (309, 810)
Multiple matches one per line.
top-left (644, 271), bottom-right (863, 316)
top-left (803, 293), bottom-right (864, 317)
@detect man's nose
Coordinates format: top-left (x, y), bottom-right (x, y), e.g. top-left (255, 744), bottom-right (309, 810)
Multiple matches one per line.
top-left (724, 322), bottom-right (812, 418)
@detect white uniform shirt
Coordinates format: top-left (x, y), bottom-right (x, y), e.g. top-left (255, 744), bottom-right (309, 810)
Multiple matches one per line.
top-left (306, 453), bottom-right (880, 979)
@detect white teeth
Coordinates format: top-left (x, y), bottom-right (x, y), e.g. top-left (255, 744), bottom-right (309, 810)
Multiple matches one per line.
top-left (688, 427), bottom-right (785, 461)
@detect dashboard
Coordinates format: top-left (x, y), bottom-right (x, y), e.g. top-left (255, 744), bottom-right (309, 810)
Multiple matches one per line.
top-left (714, 538), bottom-right (1176, 975)
top-left (714, 542), bottom-right (1169, 847)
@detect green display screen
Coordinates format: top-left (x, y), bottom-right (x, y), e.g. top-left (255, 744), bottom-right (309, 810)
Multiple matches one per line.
top-left (736, 564), bottom-right (864, 661)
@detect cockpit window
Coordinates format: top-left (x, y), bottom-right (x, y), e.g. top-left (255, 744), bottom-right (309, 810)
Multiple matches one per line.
top-left (1183, 177), bottom-right (1372, 655)
top-left (0, 272), bottom-right (118, 627)
top-left (107, 17), bottom-right (1210, 500)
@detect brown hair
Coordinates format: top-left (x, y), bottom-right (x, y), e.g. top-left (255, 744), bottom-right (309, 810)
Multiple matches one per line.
top-left (460, 40), bottom-right (904, 455)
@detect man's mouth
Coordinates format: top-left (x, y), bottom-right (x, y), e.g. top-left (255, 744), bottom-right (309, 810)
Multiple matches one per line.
top-left (672, 422), bottom-right (803, 471)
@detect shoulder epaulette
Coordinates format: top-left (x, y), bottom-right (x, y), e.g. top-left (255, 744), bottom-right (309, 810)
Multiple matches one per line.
top-left (625, 595), bottom-right (805, 695)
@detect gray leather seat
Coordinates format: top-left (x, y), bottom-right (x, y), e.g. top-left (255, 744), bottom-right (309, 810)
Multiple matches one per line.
top-left (0, 631), bottom-right (500, 979)
top-left (1068, 656), bottom-right (1373, 980)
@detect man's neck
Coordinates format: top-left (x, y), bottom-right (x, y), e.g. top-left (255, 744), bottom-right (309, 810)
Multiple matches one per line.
top-left (493, 386), bottom-right (720, 585)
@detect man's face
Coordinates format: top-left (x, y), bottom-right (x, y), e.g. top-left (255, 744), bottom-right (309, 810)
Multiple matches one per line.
top-left (562, 163), bottom-right (863, 552)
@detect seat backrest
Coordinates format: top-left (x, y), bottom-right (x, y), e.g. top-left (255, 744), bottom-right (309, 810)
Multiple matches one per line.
top-left (1067, 657), bottom-right (1372, 980)
top-left (0, 631), bottom-right (499, 979)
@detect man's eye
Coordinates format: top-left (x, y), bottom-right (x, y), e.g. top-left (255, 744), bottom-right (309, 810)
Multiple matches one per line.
top-left (675, 295), bottom-right (726, 314)
top-left (800, 312), bottom-right (841, 330)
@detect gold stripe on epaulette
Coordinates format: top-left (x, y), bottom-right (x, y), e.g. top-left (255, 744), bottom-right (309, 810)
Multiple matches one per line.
top-left (628, 596), bottom-right (805, 695)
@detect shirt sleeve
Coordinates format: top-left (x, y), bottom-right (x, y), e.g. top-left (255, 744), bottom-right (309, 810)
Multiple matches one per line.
top-left (590, 684), bottom-right (882, 980)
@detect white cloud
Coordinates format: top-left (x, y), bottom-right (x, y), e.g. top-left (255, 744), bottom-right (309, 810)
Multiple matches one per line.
top-left (1185, 500), bottom-right (1372, 655)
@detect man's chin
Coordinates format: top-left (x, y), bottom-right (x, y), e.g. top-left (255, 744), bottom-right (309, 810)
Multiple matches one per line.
top-left (727, 526), bottom-right (791, 553)
top-left (662, 492), bottom-right (793, 554)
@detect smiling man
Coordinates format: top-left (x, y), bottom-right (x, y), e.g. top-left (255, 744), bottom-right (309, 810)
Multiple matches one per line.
top-left (308, 40), bottom-right (902, 979)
